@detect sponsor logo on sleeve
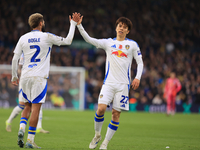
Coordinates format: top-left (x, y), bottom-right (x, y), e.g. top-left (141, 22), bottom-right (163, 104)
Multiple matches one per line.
top-left (137, 50), bottom-right (141, 55)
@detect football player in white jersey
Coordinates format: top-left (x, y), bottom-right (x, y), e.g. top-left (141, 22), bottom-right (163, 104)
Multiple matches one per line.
top-left (11, 12), bottom-right (81, 148)
top-left (6, 53), bottom-right (49, 134)
top-left (77, 16), bottom-right (143, 149)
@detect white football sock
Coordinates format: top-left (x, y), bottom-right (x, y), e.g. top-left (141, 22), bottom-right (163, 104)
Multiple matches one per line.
top-left (94, 112), bottom-right (104, 136)
top-left (95, 121), bottom-right (104, 136)
top-left (19, 123), bottom-right (26, 133)
top-left (36, 107), bottom-right (42, 129)
top-left (27, 134), bottom-right (35, 143)
top-left (105, 127), bottom-right (116, 141)
top-left (7, 106), bottom-right (23, 123)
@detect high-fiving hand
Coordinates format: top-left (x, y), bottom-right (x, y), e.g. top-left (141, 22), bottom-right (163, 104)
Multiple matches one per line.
top-left (77, 15), bottom-right (83, 25)
top-left (69, 12), bottom-right (82, 23)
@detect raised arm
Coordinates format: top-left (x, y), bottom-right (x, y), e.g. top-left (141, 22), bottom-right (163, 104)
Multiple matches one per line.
top-left (76, 16), bottom-right (106, 49)
top-left (48, 12), bottom-right (80, 46)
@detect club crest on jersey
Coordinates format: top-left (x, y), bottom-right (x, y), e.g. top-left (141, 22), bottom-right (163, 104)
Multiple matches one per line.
top-left (100, 94), bottom-right (103, 98)
top-left (125, 45), bottom-right (130, 50)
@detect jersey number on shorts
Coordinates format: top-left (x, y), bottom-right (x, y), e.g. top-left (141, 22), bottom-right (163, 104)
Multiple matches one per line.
top-left (120, 95), bottom-right (129, 108)
top-left (30, 45), bottom-right (41, 62)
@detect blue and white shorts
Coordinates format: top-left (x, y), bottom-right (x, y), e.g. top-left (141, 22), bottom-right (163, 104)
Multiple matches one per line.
top-left (18, 82), bottom-right (26, 103)
top-left (98, 83), bottom-right (129, 112)
top-left (20, 77), bottom-right (47, 103)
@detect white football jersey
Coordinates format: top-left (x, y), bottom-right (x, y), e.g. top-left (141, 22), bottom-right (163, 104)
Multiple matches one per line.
top-left (19, 53), bottom-right (24, 65)
top-left (13, 21), bottom-right (76, 79)
top-left (95, 38), bottom-right (141, 85)
top-left (77, 23), bottom-right (142, 86)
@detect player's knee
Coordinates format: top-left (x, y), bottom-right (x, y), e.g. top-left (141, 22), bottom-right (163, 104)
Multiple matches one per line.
top-left (112, 110), bottom-right (120, 121)
top-left (97, 107), bottom-right (106, 116)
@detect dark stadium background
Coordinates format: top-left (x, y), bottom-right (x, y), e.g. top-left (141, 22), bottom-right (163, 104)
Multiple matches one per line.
top-left (0, 0), bottom-right (200, 113)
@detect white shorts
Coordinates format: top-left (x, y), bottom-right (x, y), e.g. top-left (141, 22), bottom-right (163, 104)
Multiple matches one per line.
top-left (98, 83), bottom-right (130, 112)
top-left (20, 77), bottom-right (47, 103)
top-left (18, 82), bottom-right (26, 103)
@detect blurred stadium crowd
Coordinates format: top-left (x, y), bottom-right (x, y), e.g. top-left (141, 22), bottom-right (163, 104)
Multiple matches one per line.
top-left (0, 0), bottom-right (200, 109)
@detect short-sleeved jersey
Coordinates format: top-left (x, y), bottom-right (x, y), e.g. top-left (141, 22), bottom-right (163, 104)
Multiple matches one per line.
top-left (14, 30), bottom-right (71, 79)
top-left (95, 38), bottom-right (142, 85)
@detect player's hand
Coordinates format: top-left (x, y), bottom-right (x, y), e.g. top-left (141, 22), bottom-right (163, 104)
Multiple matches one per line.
top-left (12, 79), bottom-right (19, 86)
top-left (77, 16), bottom-right (83, 25)
top-left (70, 12), bottom-right (81, 23)
top-left (131, 78), bottom-right (140, 90)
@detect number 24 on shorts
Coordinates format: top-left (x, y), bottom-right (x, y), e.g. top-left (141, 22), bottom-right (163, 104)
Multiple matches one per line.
top-left (120, 95), bottom-right (129, 107)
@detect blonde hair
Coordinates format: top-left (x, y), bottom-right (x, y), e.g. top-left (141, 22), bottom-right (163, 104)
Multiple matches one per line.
top-left (28, 13), bottom-right (43, 29)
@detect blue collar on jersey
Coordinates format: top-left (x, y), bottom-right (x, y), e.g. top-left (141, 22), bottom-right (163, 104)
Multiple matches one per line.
top-left (113, 37), bottom-right (127, 40)
top-left (31, 30), bottom-right (40, 32)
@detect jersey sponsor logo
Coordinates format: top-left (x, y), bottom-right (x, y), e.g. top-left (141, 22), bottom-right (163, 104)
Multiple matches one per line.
top-left (119, 45), bottom-right (122, 49)
top-left (125, 45), bottom-right (130, 50)
top-left (111, 50), bottom-right (128, 58)
top-left (111, 44), bottom-right (116, 48)
top-left (137, 50), bottom-right (141, 55)
top-left (28, 64), bottom-right (37, 68)
top-left (28, 38), bottom-right (40, 43)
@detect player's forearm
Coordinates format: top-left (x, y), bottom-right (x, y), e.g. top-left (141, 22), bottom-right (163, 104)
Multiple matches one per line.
top-left (135, 57), bottom-right (144, 80)
top-left (77, 24), bottom-right (99, 46)
top-left (11, 53), bottom-right (20, 82)
top-left (63, 20), bottom-right (77, 45)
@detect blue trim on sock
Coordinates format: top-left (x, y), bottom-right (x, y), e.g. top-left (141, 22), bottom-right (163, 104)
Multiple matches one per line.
top-left (28, 126), bottom-right (36, 135)
top-left (95, 112), bottom-right (104, 117)
top-left (20, 117), bottom-right (28, 125)
top-left (29, 126), bottom-right (36, 130)
top-left (18, 104), bottom-right (25, 110)
top-left (20, 121), bottom-right (27, 124)
top-left (111, 120), bottom-right (119, 125)
top-left (94, 112), bottom-right (104, 122)
top-left (108, 120), bottom-right (119, 131)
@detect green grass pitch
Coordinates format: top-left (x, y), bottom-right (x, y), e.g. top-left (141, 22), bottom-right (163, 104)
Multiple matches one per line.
top-left (0, 108), bottom-right (200, 150)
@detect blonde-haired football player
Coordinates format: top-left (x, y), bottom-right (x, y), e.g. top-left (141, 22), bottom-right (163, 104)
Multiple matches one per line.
top-left (77, 16), bottom-right (143, 149)
top-left (6, 53), bottom-right (49, 134)
top-left (11, 12), bottom-right (81, 148)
